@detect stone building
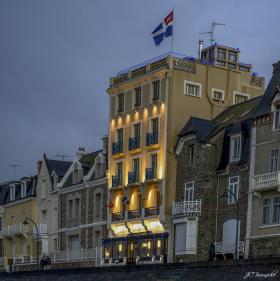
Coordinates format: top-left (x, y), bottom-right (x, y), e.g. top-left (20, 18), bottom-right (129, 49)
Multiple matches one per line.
top-left (36, 155), bottom-right (72, 254)
top-left (57, 138), bottom-right (108, 255)
top-left (245, 61), bottom-right (280, 258)
top-left (173, 97), bottom-right (261, 262)
top-left (105, 43), bottom-right (264, 264)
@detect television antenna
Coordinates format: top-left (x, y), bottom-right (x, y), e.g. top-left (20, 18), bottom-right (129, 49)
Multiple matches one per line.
top-left (199, 20), bottom-right (226, 45)
top-left (56, 154), bottom-right (72, 161)
top-left (9, 164), bottom-right (23, 180)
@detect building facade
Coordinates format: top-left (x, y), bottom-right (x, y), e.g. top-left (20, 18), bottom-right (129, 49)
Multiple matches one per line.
top-left (58, 140), bottom-right (108, 259)
top-left (246, 61), bottom-right (280, 258)
top-left (104, 44), bottom-right (264, 264)
top-left (173, 97), bottom-right (260, 261)
top-left (36, 155), bottom-right (72, 254)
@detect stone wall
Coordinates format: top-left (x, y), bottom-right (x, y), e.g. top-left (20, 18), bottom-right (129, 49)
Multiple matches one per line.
top-left (249, 237), bottom-right (280, 258)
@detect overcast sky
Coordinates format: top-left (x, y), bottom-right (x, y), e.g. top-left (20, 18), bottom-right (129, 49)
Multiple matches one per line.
top-left (0, 0), bottom-right (279, 181)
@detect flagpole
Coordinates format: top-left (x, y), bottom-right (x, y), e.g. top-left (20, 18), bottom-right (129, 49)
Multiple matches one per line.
top-left (171, 6), bottom-right (175, 54)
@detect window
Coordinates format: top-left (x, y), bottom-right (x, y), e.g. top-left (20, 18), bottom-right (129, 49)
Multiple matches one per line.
top-left (133, 123), bottom-right (141, 140)
top-left (229, 51), bottom-right (237, 62)
top-left (230, 135), bottom-right (241, 162)
top-left (274, 105), bottom-right (280, 130)
top-left (116, 128), bottom-right (123, 144)
top-left (134, 87), bottom-right (142, 108)
top-left (270, 149), bottom-right (279, 173)
top-left (228, 177), bottom-right (239, 204)
top-left (234, 92), bottom-right (249, 104)
top-left (151, 118), bottom-right (159, 134)
top-left (184, 81), bottom-right (201, 97)
top-left (212, 89), bottom-right (224, 101)
top-left (68, 200), bottom-right (73, 219)
top-left (0, 217), bottom-right (2, 232)
top-left (185, 182), bottom-right (194, 201)
top-left (10, 185), bottom-right (15, 201)
top-left (116, 93), bottom-right (124, 113)
top-left (189, 144), bottom-right (195, 165)
top-left (149, 153), bottom-right (158, 178)
top-left (132, 158), bottom-right (140, 180)
top-left (262, 196), bottom-right (280, 225)
top-left (152, 80), bottom-right (160, 101)
top-left (95, 193), bottom-right (102, 218)
top-left (74, 198), bottom-right (80, 218)
top-left (21, 181), bottom-right (26, 198)
top-left (116, 162), bottom-right (123, 184)
top-left (217, 48), bottom-right (226, 60)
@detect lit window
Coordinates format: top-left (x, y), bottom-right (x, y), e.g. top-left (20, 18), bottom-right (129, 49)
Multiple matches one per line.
top-left (234, 92), bottom-right (249, 104)
top-left (228, 177), bottom-right (239, 204)
top-left (184, 81), bottom-right (201, 97)
top-left (217, 48), bottom-right (226, 60)
top-left (229, 51), bottom-right (237, 62)
top-left (230, 135), bottom-right (241, 162)
top-left (184, 182), bottom-right (194, 201)
top-left (270, 149), bottom-right (279, 173)
top-left (21, 181), bottom-right (26, 198)
top-left (189, 144), bottom-right (195, 165)
top-left (274, 105), bottom-right (280, 130)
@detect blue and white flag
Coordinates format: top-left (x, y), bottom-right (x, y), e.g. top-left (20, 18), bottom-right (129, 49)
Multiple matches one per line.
top-left (152, 10), bottom-right (173, 47)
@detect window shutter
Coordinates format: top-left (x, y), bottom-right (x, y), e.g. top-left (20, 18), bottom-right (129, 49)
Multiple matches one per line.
top-left (175, 223), bottom-right (187, 254)
top-left (186, 220), bottom-right (197, 254)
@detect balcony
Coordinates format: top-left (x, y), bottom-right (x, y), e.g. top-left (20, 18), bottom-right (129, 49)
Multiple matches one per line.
top-left (112, 212), bottom-right (125, 222)
top-left (128, 171), bottom-right (139, 185)
top-left (144, 207), bottom-right (159, 217)
top-left (252, 171), bottom-right (280, 192)
top-left (129, 137), bottom-right (140, 151)
top-left (112, 174), bottom-right (122, 188)
top-left (65, 217), bottom-right (81, 228)
top-left (172, 200), bottom-right (202, 217)
top-left (145, 167), bottom-right (156, 181)
top-left (127, 209), bottom-right (142, 220)
top-left (0, 223), bottom-right (28, 238)
top-left (214, 241), bottom-right (245, 256)
top-left (146, 132), bottom-right (158, 146)
top-left (112, 141), bottom-right (123, 155)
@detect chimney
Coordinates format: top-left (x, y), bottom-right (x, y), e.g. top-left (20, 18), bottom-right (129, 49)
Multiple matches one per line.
top-left (102, 135), bottom-right (109, 155)
top-left (198, 40), bottom-right (203, 59)
top-left (76, 147), bottom-right (86, 160)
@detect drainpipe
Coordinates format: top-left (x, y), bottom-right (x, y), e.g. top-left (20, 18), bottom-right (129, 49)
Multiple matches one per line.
top-left (215, 175), bottom-right (219, 243)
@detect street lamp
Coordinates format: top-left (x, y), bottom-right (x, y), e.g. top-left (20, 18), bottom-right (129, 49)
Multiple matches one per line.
top-left (22, 217), bottom-right (40, 270)
top-left (221, 190), bottom-right (240, 260)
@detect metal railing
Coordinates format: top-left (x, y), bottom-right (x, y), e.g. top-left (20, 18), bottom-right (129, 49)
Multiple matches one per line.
top-left (172, 200), bottom-right (202, 217)
top-left (0, 223), bottom-right (28, 237)
top-left (145, 167), bottom-right (156, 181)
top-left (112, 141), bottom-right (123, 155)
top-left (112, 174), bottom-right (122, 187)
top-left (253, 171), bottom-right (280, 191)
top-left (128, 171), bottom-right (139, 184)
top-left (129, 137), bottom-right (140, 151)
top-left (146, 132), bottom-right (158, 146)
top-left (214, 241), bottom-right (245, 255)
top-left (127, 209), bottom-right (142, 220)
top-left (14, 256), bottom-right (38, 265)
top-left (112, 212), bottom-right (125, 222)
top-left (144, 207), bottom-right (159, 217)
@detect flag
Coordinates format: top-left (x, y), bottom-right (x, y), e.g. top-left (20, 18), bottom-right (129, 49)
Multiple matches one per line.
top-left (152, 10), bottom-right (173, 47)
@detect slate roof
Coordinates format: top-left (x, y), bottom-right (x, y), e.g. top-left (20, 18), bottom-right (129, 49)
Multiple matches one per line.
top-left (44, 154), bottom-right (72, 179)
top-left (253, 61), bottom-right (280, 117)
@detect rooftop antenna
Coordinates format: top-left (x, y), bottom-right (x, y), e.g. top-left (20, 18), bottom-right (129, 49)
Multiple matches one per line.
top-left (199, 20), bottom-right (226, 45)
top-left (9, 164), bottom-right (23, 180)
top-left (56, 154), bottom-right (72, 161)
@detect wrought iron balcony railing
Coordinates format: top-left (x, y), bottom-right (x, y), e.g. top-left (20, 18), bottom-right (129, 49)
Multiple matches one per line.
top-left (146, 132), bottom-right (158, 146)
top-left (253, 171), bottom-right (280, 192)
top-left (0, 223), bottom-right (28, 237)
top-left (112, 141), bottom-right (123, 155)
top-left (128, 171), bottom-right (139, 184)
top-left (127, 209), bottom-right (142, 220)
top-left (112, 175), bottom-right (122, 188)
top-left (214, 241), bottom-right (245, 256)
top-left (144, 207), bottom-right (159, 217)
top-left (129, 137), bottom-right (140, 151)
top-left (172, 200), bottom-right (201, 217)
top-left (145, 167), bottom-right (156, 181)
top-left (112, 212), bottom-right (125, 222)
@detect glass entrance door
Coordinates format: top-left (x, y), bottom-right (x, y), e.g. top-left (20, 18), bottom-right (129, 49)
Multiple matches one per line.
top-left (127, 240), bottom-right (139, 263)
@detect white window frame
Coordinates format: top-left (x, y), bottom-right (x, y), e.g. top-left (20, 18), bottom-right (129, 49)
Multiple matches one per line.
top-left (273, 103), bottom-right (280, 131)
top-left (10, 185), bottom-right (15, 201)
top-left (150, 79), bottom-right (161, 103)
top-left (230, 134), bottom-right (241, 162)
top-left (21, 181), bottom-right (27, 198)
top-left (233, 91), bottom-right (250, 104)
top-left (261, 195), bottom-right (280, 225)
top-left (184, 80), bottom-right (202, 98)
top-left (212, 88), bottom-right (224, 101)
top-left (115, 92), bottom-right (125, 115)
top-left (132, 86), bottom-right (143, 109)
top-left (228, 176), bottom-right (239, 205)
top-left (269, 149), bottom-right (279, 173)
top-left (184, 181), bottom-right (194, 202)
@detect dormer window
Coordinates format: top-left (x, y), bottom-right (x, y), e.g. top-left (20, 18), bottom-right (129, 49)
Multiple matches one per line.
top-left (10, 185), bottom-right (15, 201)
top-left (21, 181), bottom-right (27, 198)
top-left (230, 135), bottom-right (241, 162)
top-left (274, 105), bottom-right (280, 130)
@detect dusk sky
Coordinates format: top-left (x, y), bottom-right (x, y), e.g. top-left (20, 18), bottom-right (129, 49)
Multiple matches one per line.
top-left (0, 0), bottom-right (279, 181)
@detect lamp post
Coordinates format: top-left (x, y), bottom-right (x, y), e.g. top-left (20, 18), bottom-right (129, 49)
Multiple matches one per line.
top-left (221, 190), bottom-right (240, 260)
top-left (22, 217), bottom-right (40, 270)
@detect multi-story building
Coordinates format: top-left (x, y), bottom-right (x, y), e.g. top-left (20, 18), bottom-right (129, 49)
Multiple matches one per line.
top-left (246, 61), bottom-right (280, 258)
top-left (0, 176), bottom-right (37, 269)
top-left (0, 183), bottom-right (7, 269)
top-left (104, 43), bottom-right (264, 264)
top-left (57, 139), bottom-right (108, 262)
top-left (173, 97), bottom-right (261, 261)
top-left (36, 154), bottom-right (72, 254)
